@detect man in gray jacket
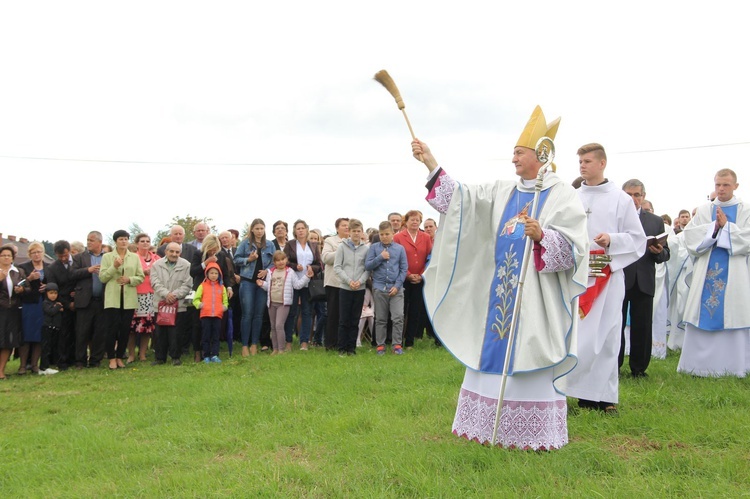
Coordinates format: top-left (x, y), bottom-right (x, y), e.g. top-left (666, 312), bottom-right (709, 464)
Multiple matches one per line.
top-left (150, 243), bottom-right (193, 365)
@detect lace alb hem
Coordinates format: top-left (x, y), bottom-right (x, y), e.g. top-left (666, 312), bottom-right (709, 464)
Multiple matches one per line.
top-left (452, 388), bottom-right (568, 451)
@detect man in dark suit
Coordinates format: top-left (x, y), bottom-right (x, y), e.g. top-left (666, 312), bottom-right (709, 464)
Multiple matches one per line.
top-left (70, 231), bottom-right (106, 368)
top-left (219, 230), bottom-right (241, 346)
top-left (45, 240), bottom-right (76, 370)
top-left (157, 225), bottom-right (197, 262)
top-left (620, 179), bottom-right (670, 377)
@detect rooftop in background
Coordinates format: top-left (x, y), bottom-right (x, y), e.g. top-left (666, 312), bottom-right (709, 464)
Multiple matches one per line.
top-left (0, 233), bottom-right (55, 264)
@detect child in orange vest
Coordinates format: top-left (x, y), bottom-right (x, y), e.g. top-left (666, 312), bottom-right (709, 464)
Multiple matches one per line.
top-left (193, 261), bottom-right (229, 363)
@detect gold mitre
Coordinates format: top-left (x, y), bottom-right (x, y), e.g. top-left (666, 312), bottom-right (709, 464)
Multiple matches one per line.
top-left (516, 105), bottom-right (561, 149)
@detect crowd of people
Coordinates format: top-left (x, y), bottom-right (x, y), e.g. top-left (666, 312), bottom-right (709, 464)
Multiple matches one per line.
top-left (1, 108), bottom-right (746, 457)
top-left (0, 213), bottom-right (442, 379)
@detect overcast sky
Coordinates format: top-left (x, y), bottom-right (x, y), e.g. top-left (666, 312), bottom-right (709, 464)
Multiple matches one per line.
top-left (1, 1), bottom-right (746, 243)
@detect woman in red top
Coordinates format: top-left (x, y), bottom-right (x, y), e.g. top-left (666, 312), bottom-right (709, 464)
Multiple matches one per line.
top-left (393, 210), bottom-right (433, 348)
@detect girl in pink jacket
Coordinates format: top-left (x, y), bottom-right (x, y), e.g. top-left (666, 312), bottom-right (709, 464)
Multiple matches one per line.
top-left (257, 251), bottom-right (312, 354)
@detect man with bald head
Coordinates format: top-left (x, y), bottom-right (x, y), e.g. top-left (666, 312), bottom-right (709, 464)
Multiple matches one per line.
top-left (156, 226), bottom-right (197, 357)
top-left (157, 225), bottom-right (197, 262)
top-left (219, 231), bottom-right (235, 257)
top-left (150, 242), bottom-right (193, 365)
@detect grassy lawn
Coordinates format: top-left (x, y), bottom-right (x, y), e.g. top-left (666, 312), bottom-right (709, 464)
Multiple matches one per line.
top-left (2, 341), bottom-right (749, 497)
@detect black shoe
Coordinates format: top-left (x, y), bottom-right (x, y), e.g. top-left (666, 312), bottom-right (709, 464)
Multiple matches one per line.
top-left (172, 359), bottom-right (182, 366)
top-left (631, 371), bottom-right (648, 378)
top-left (150, 360), bottom-right (166, 366)
top-left (87, 363), bottom-right (100, 369)
top-left (577, 399), bottom-right (598, 410)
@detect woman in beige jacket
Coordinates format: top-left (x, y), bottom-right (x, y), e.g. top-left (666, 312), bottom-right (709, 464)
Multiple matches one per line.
top-left (99, 230), bottom-right (144, 369)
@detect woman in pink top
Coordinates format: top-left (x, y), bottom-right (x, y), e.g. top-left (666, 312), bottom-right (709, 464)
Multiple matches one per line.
top-left (128, 233), bottom-right (160, 362)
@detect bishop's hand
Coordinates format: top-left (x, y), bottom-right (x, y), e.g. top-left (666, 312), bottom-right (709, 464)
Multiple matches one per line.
top-left (411, 139), bottom-right (438, 172)
top-left (521, 216), bottom-right (543, 242)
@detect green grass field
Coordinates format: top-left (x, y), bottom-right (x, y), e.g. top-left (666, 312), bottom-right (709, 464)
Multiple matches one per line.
top-left (2, 341), bottom-right (748, 498)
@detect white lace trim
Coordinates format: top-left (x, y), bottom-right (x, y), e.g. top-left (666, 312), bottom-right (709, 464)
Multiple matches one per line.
top-left (452, 388), bottom-right (568, 450)
top-left (427, 171), bottom-right (455, 214)
top-left (539, 229), bottom-right (574, 273)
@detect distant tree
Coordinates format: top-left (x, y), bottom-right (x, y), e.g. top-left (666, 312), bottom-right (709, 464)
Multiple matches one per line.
top-left (129, 222), bottom-right (146, 239)
top-left (42, 240), bottom-right (54, 257)
top-left (155, 215), bottom-right (216, 244)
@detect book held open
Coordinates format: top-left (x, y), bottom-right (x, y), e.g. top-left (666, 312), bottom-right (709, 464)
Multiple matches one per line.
top-left (646, 232), bottom-right (668, 248)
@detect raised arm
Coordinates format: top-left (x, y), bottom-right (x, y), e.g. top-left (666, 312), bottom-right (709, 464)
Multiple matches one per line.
top-left (411, 139), bottom-right (439, 173)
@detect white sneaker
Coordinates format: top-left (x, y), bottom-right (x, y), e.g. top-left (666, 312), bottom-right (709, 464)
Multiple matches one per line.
top-left (40, 368), bottom-right (59, 375)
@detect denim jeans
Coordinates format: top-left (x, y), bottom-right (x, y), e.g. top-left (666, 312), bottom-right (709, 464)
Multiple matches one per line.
top-left (240, 280), bottom-right (267, 346)
top-left (312, 300), bottom-right (327, 344)
top-left (285, 287), bottom-right (312, 344)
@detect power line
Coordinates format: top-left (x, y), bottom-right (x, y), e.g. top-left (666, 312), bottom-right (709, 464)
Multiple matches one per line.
top-left (0, 155), bottom-right (387, 166)
top-left (616, 141), bottom-right (750, 155)
top-left (1, 140), bottom-right (748, 165)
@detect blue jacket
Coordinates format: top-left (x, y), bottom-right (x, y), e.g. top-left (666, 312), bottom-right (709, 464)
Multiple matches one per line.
top-left (234, 239), bottom-right (276, 281)
top-left (365, 241), bottom-right (408, 292)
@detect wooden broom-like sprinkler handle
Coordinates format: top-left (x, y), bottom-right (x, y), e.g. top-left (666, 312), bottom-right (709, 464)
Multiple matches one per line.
top-left (374, 69), bottom-right (422, 161)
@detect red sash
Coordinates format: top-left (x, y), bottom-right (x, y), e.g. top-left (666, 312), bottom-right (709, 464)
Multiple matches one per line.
top-left (578, 249), bottom-right (612, 319)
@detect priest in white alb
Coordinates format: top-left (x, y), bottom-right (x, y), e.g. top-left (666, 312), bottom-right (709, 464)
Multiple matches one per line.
top-left (666, 228), bottom-right (692, 351)
top-left (411, 106), bottom-right (588, 450)
top-left (558, 143), bottom-right (645, 413)
top-left (678, 168), bottom-right (750, 377)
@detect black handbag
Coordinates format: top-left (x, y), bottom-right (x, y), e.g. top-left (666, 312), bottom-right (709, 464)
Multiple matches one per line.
top-left (308, 272), bottom-right (326, 302)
